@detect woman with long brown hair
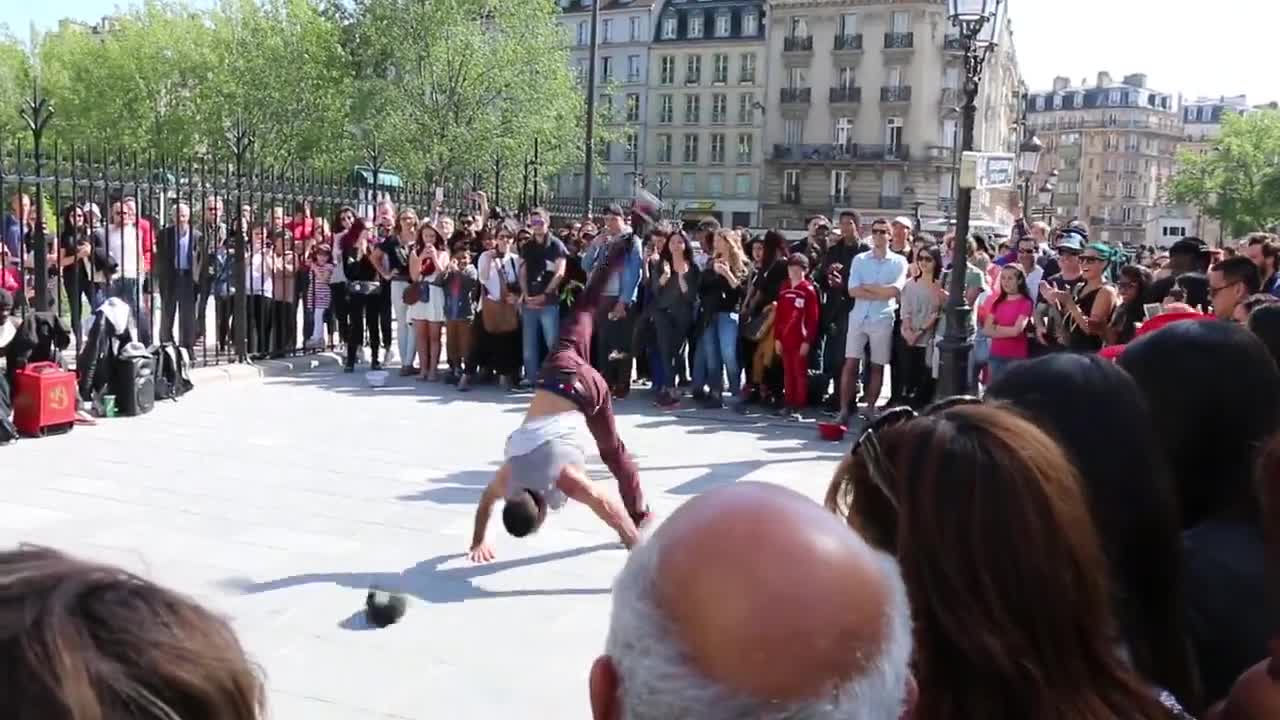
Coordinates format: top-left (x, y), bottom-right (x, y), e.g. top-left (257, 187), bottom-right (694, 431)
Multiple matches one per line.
top-left (826, 403), bottom-right (1184, 720)
top-left (408, 223), bottom-right (448, 380)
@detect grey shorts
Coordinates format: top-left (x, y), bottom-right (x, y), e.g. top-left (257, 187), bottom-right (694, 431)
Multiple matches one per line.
top-left (506, 438), bottom-right (584, 511)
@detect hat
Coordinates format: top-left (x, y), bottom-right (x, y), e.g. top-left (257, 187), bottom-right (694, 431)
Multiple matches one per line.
top-left (1056, 232), bottom-right (1084, 252)
top-left (82, 202), bottom-right (101, 218)
top-left (787, 252), bottom-right (810, 270)
top-left (1097, 310), bottom-right (1212, 361)
top-left (1169, 237), bottom-right (1209, 257)
top-left (603, 203), bottom-right (625, 218)
top-left (892, 215), bottom-right (914, 228)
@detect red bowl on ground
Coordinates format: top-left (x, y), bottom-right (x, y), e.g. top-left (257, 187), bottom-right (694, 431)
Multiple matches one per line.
top-left (817, 421), bottom-right (847, 442)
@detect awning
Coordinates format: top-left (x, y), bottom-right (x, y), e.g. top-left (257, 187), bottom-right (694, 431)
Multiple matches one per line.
top-left (350, 166), bottom-right (403, 189)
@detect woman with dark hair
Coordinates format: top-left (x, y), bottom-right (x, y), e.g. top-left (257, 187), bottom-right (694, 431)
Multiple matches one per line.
top-left (986, 354), bottom-right (1201, 712)
top-left (0, 545), bottom-right (265, 720)
top-left (58, 203), bottom-right (105, 346)
top-left (408, 223), bottom-right (448, 380)
top-left (826, 403), bottom-right (1188, 720)
top-left (1108, 264), bottom-right (1154, 345)
top-left (329, 206), bottom-right (356, 351)
top-left (736, 229), bottom-right (788, 413)
top-left (898, 244), bottom-right (941, 408)
top-left (981, 263), bottom-right (1034, 380)
top-left (649, 230), bottom-right (699, 408)
top-left (340, 217), bottom-right (383, 372)
top-left (1120, 320), bottom-right (1280, 704)
top-left (1052, 242), bottom-right (1117, 353)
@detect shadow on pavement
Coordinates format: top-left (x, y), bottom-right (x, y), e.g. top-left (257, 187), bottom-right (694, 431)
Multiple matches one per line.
top-left (219, 543), bottom-right (617, 611)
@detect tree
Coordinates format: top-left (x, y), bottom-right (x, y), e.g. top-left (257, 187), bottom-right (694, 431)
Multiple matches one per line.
top-left (350, 0), bottom-right (588, 196)
top-left (1169, 110), bottom-right (1280, 238)
top-left (0, 26), bottom-right (33, 146)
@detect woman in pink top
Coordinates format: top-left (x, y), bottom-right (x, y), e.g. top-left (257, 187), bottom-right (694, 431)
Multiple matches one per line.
top-left (982, 264), bottom-right (1034, 381)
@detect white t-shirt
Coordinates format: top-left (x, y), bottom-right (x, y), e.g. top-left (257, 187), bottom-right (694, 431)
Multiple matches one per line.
top-left (479, 251), bottom-right (518, 301)
top-left (105, 225), bottom-right (141, 279)
top-left (246, 251), bottom-right (273, 297)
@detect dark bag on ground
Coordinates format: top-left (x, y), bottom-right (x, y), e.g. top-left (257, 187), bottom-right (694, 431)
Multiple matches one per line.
top-left (112, 342), bottom-right (156, 416)
top-left (77, 298), bottom-right (134, 403)
top-left (0, 373), bottom-right (16, 444)
top-left (152, 342), bottom-right (193, 401)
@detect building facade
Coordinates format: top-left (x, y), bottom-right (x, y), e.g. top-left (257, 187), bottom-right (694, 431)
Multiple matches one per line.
top-left (1172, 94), bottom-right (1255, 246)
top-left (643, 0), bottom-right (767, 228)
top-left (1027, 72), bottom-right (1183, 247)
top-left (554, 0), bottom-right (661, 204)
top-left (759, 0), bottom-right (1021, 232)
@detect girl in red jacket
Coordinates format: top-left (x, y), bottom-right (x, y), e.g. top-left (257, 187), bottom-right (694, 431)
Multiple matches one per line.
top-left (774, 253), bottom-right (819, 418)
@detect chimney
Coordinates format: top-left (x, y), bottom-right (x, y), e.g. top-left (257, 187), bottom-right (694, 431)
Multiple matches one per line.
top-left (1096, 71), bottom-right (1112, 88)
top-left (1052, 76), bottom-right (1070, 92)
top-left (1122, 73), bottom-right (1147, 88)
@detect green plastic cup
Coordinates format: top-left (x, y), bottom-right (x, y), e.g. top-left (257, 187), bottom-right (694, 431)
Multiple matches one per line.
top-left (101, 395), bottom-right (117, 418)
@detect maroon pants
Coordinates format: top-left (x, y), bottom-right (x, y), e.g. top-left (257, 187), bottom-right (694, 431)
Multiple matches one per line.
top-left (536, 247), bottom-right (646, 520)
top-left (780, 344), bottom-right (809, 409)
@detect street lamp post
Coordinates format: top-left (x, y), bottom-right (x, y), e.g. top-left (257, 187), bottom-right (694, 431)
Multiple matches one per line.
top-left (1018, 132), bottom-right (1043, 210)
top-left (937, 0), bottom-right (1006, 398)
top-left (1037, 174), bottom-right (1057, 225)
top-left (582, 0), bottom-right (603, 218)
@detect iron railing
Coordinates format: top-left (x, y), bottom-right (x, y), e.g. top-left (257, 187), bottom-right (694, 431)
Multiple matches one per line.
top-left (829, 87), bottom-right (863, 104)
top-left (884, 32), bottom-right (914, 49)
top-left (881, 86), bottom-right (913, 103)
top-left (783, 36), bottom-right (814, 52)
top-left (780, 87), bottom-right (813, 104)
top-left (834, 34), bottom-right (863, 51)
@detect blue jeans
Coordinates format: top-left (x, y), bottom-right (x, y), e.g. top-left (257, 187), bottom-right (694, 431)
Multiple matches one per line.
top-left (521, 303), bottom-right (560, 381)
top-left (700, 312), bottom-right (741, 395)
top-left (986, 355), bottom-right (1017, 383)
top-left (109, 277), bottom-right (151, 346)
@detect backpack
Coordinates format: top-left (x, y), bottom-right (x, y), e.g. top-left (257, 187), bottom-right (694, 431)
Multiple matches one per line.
top-left (152, 343), bottom-right (193, 401)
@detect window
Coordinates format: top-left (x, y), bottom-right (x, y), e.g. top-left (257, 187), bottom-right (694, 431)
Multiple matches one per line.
top-left (658, 94), bottom-right (673, 123)
top-left (839, 12), bottom-right (858, 35)
top-left (943, 66), bottom-right (960, 89)
top-left (1035, 95), bottom-right (1045, 111)
top-left (710, 133), bottom-right (726, 163)
top-left (837, 66), bottom-right (856, 89)
top-left (625, 93), bottom-right (640, 123)
top-left (1053, 94), bottom-right (1063, 110)
top-left (738, 93), bottom-right (756, 124)
top-left (834, 116), bottom-right (855, 146)
top-left (657, 134), bottom-right (672, 163)
top-left (736, 133), bottom-right (753, 163)
top-left (715, 12), bottom-right (731, 37)
top-left (601, 19), bottom-right (613, 43)
top-left (629, 17), bottom-right (643, 42)
top-left (600, 94), bottom-right (613, 116)
top-left (624, 132), bottom-right (637, 162)
top-left (789, 16), bottom-right (808, 37)
top-left (686, 55), bottom-right (701, 85)
top-left (711, 93), bottom-right (727, 123)
top-left (1201, 105), bottom-right (1213, 121)
top-left (881, 169), bottom-right (903, 196)
top-left (1122, 206), bottom-right (1134, 222)
top-left (681, 172), bottom-right (697, 195)
top-left (575, 59), bottom-right (587, 83)
top-left (891, 10), bottom-right (909, 32)
top-left (1123, 182), bottom-right (1136, 197)
top-left (787, 67), bottom-right (807, 88)
top-left (886, 65), bottom-right (904, 88)
top-left (783, 169), bottom-right (800, 199)
top-left (735, 173), bottom-right (752, 196)
top-left (601, 56), bottom-right (613, 82)
top-left (601, 141), bottom-right (612, 162)
top-left (576, 21), bottom-right (588, 46)
top-left (885, 116), bottom-right (904, 150)
top-left (739, 53), bottom-right (757, 83)
top-left (688, 14), bottom-right (704, 38)
top-left (656, 172), bottom-right (672, 194)
top-left (659, 56), bottom-right (675, 85)
top-left (661, 15), bottom-right (677, 39)
top-left (784, 118), bottom-right (802, 144)
top-left (683, 134), bottom-right (699, 163)
top-left (831, 170), bottom-right (850, 199)
top-left (627, 55), bottom-right (641, 83)
top-left (938, 172), bottom-right (955, 200)
top-left (741, 10), bottom-right (758, 36)
top-left (712, 54), bottom-right (729, 84)
top-left (941, 118), bottom-right (958, 148)
top-left (708, 173), bottom-right (724, 196)
top-left (1108, 89), bottom-right (1122, 105)
top-left (685, 94), bottom-right (700, 123)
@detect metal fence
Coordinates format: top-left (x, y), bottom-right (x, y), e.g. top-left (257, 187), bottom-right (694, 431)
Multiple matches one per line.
top-left (0, 91), bottom-right (605, 369)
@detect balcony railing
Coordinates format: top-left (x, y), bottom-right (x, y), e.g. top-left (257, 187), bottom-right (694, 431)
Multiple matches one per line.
top-left (940, 87), bottom-right (961, 108)
top-left (926, 145), bottom-right (954, 161)
top-left (782, 189), bottom-right (802, 204)
top-left (783, 35), bottom-right (814, 52)
top-left (943, 36), bottom-right (965, 51)
top-left (829, 86), bottom-right (862, 104)
top-left (780, 87), bottom-right (812, 104)
top-left (881, 85), bottom-right (912, 103)
top-left (834, 34), bottom-right (863, 51)
top-left (884, 31), bottom-right (914, 49)
top-left (831, 191), bottom-right (851, 206)
top-left (771, 143), bottom-right (909, 162)
top-left (880, 194), bottom-right (904, 209)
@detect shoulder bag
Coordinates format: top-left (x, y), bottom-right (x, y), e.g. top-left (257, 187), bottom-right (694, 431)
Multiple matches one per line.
top-left (482, 255), bottom-right (519, 334)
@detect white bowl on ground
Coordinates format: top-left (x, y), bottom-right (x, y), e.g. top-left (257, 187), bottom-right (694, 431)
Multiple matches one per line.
top-left (365, 370), bottom-right (389, 388)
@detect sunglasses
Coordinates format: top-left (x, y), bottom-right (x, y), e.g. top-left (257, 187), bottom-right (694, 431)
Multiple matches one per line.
top-left (1018, 248), bottom-right (1036, 255)
top-left (851, 397), bottom-right (983, 509)
top-left (871, 228), bottom-right (890, 235)
top-left (1079, 255), bottom-right (1105, 264)
top-left (1057, 249), bottom-right (1081, 258)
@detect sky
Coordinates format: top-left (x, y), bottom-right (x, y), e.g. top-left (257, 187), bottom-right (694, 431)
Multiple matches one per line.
top-left (5, 0), bottom-right (1277, 104)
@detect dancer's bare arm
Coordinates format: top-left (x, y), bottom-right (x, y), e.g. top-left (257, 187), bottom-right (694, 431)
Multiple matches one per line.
top-left (558, 466), bottom-right (639, 548)
top-left (469, 464), bottom-right (511, 561)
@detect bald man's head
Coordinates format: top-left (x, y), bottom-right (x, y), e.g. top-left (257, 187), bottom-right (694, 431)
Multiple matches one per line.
top-left (590, 483), bottom-right (912, 720)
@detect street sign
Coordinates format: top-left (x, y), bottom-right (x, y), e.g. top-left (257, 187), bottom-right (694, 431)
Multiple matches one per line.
top-left (959, 152), bottom-right (1016, 190)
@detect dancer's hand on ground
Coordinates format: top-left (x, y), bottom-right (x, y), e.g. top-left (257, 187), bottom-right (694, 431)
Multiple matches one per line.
top-left (468, 542), bottom-right (496, 563)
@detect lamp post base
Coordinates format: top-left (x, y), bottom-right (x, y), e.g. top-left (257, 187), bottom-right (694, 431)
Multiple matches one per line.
top-left (936, 329), bottom-right (976, 399)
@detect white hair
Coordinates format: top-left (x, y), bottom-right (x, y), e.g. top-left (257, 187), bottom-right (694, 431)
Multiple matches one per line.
top-left (606, 537), bottom-right (913, 720)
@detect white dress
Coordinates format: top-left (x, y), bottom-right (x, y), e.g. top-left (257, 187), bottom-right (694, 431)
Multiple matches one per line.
top-left (407, 268), bottom-right (446, 322)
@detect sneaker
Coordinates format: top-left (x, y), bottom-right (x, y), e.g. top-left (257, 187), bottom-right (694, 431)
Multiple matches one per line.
top-left (371, 360), bottom-right (383, 371)
top-left (787, 410), bottom-right (803, 422)
top-left (690, 389), bottom-right (707, 403)
top-left (656, 393), bottom-right (680, 409)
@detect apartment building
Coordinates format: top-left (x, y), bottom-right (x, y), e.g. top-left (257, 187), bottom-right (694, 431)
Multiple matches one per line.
top-left (759, 1), bottom-right (1021, 231)
top-left (1027, 72), bottom-right (1183, 247)
top-left (1173, 95), bottom-right (1255, 246)
top-left (644, 0), bottom-right (767, 228)
top-left (555, 0), bottom-right (661, 202)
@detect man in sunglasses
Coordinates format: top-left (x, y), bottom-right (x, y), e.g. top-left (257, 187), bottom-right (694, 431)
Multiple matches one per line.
top-left (468, 241), bottom-right (650, 563)
top-left (1033, 230), bottom-right (1086, 352)
top-left (518, 207), bottom-right (568, 387)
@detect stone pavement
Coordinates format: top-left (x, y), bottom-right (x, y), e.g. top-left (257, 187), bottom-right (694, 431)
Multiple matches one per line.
top-left (0, 366), bottom-right (846, 719)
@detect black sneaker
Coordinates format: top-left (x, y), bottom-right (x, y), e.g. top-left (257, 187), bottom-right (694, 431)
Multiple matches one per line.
top-left (371, 360), bottom-right (383, 371)
top-left (690, 389), bottom-right (707, 402)
top-left (701, 394), bottom-right (725, 410)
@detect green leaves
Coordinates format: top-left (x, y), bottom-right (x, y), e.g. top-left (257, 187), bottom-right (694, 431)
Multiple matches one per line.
top-left (1169, 110), bottom-right (1280, 238)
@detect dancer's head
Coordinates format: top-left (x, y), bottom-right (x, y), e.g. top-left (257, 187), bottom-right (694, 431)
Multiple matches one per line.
top-left (0, 545), bottom-right (265, 720)
top-left (590, 482), bottom-right (914, 720)
top-left (502, 489), bottom-right (548, 537)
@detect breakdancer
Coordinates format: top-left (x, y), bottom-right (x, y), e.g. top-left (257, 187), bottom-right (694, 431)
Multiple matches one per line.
top-left (468, 236), bottom-right (650, 563)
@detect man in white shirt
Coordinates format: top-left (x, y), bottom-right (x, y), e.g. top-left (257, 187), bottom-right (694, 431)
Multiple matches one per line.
top-left (104, 199), bottom-right (150, 345)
